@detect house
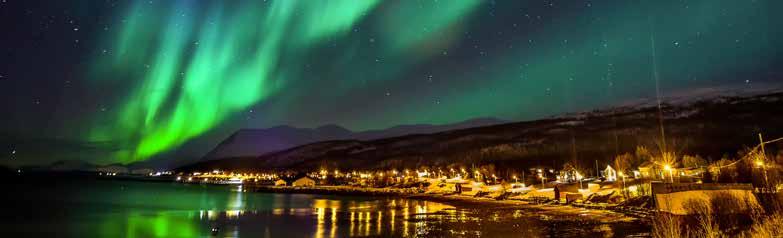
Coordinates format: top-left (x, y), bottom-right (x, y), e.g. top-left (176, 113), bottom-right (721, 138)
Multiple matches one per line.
top-left (274, 179), bottom-right (288, 186)
top-left (638, 161), bottom-right (657, 179)
top-left (604, 165), bottom-right (617, 182)
top-left (292, 176), bottom-right (316, 187)
top-left (95, 165), bottom-right (129, 175)
top-left (130, 168), bottom-right (154, 175)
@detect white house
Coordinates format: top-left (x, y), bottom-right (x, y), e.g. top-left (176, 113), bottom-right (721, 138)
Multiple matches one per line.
top-left (604, 165), bottom-right (617, 182)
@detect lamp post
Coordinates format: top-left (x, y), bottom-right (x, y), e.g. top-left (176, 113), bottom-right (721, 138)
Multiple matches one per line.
top-left (663, 164), bottom-right (674, 183)
top-left (756, 160), bottom-right (769, 191)
top-left (619, 171), bottom-right (627, 197)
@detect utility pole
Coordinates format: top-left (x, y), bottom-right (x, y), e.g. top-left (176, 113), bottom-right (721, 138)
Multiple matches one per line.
top-left (759, 133), bottom-right (769, 190)
top-left (759, 133), bottom-right (766, 157)
top-left (522, 171), bottom-right (525, 185)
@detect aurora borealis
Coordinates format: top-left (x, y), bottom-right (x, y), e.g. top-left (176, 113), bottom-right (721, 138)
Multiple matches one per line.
top-left (2, 0), bottom-right (782, 165)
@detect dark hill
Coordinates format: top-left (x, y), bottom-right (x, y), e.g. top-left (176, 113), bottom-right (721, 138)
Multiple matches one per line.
top-left (201, 117), bottom-right (506, 160)
top-left (178, 92), bottom-right (783, 173)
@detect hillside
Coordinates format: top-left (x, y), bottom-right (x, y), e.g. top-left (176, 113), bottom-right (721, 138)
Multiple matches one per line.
top-left (202, 117), bottom-right (506, 160)
top-left (178, 91), bottom-right (783, 173)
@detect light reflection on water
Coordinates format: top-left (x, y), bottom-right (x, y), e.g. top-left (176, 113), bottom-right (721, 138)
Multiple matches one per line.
top-left (2, 179), bottom-right (465, 237)
top-left (2, 179), bottom-right (648, 237)
top-left (194, 194), bottom-right (457, 237)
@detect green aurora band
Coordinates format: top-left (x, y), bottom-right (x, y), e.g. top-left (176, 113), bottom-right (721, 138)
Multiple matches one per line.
top-left (84, 0), bottom-right (780, 163)
top-left (88, 0), bottom-right (481, 162)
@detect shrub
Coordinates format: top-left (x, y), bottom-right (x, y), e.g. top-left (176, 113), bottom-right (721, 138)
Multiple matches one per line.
top-left (653, 212), bottom-right (684, 238)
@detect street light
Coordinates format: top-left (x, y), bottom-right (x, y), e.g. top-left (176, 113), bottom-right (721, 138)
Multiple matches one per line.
top-left (663, 164), bottom-right (674, 183)
top-left (619, 171), bottom-right (627, 197)
top-left (756, 159), bottom-right (769, 190)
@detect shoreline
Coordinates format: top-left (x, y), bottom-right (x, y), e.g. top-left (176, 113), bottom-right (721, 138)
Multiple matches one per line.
top-left (251, 185), bottom-right (649, 225)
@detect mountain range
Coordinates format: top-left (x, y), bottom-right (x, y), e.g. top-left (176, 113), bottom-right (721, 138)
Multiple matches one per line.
top-left (202, 117), bottom-right (507, 160)
top-left (178, 90), bottom-right (783, 173)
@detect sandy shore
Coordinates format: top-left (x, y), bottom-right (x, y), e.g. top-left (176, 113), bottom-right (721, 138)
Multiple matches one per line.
top-left (252, 185), bottom-right (646, 224)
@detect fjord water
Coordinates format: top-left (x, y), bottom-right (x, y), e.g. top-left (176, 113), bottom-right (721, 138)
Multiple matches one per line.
top-left (2, 177), bottom-right (461, 237)
top-left (1, 177), bottom-right (648, 237)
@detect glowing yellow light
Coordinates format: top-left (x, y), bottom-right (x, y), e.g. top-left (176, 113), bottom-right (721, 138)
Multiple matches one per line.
top-left (755, 160), bottom-right (764, 167)
top-left (663, 164), bottom-right (672, 171)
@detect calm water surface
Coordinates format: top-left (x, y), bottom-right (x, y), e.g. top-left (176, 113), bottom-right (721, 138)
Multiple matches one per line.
top-left (1, 177), bottom-right (647, 237)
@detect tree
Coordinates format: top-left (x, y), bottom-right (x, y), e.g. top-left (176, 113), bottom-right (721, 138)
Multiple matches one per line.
top-left (613, 153), bottom-right (633, 175)
top-left (702, 167), bottom-right (714, 183)
top-left (713, 157), bottom-right (735, 183)
top-left (735, 158), bottom-right (752, 183)
top-left (561, 161), bottom-right (585, 182)
top-left (635, 146), bottom-right (652, 165)
top-left (683, 155), bottom-right (708, 168)
top-left (776, 150), bottom-right (783, 166)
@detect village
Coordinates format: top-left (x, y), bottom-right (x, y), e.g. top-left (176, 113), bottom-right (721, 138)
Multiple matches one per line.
top-left (170, 136), bottom-right (781, 218)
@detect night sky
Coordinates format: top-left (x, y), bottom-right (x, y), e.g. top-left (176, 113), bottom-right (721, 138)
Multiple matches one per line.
top-left (2, 0), bottom-right (781, 165)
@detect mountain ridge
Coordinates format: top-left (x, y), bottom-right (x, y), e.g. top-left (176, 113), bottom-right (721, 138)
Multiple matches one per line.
top-left (178, 90), bottom-right (783, 173)
top-left (201, 117), bottom-right (508, 160)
